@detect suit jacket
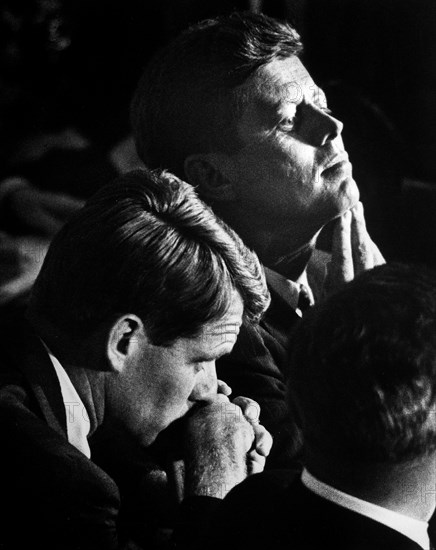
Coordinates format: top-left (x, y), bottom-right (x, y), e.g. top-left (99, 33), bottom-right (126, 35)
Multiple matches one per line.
top-left (0, 317), bottom-right (217, 550)
top-left (216, 283), bottom-right (303, 469)
top-left (216, 248), bottom-right (331, 469)
top-left (207, 470), bottom-right (432, 550)
top-left (0, 317), bottom-right (122, 549)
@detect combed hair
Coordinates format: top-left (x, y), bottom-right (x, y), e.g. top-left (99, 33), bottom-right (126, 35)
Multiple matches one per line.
top-left (289, 263), bottom-right (436, 465)
top-left (29, 168), bottom-right (270, 345)
top-left (131, 11), bottom-right (302, 178)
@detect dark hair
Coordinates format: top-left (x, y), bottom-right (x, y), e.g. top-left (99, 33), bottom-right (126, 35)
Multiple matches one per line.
top-left (131, 11), bottom-right (302, 178)
top-left (29, 168), bottom-right (269, 345)
top-left (289, 263), bottom-right (436, 465)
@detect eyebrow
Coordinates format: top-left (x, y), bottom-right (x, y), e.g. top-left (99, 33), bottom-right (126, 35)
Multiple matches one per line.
top-left (192, 350), bottom-right (232, 363)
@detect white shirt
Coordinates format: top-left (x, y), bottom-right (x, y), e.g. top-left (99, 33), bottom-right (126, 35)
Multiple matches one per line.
top-left (302, 468), bottom-right (430, 550)
top-left (41, 341), bottom-right (91, 458)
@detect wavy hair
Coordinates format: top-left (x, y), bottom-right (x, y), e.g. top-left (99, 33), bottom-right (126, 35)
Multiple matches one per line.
top-left (29, 168), bottom-right (269, 345)
top-left (131, 11), bottom-right (302, 178)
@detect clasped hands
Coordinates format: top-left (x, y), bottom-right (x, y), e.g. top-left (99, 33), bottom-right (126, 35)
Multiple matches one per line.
top-left (324, 201), bottom-right (385, 294)
top-left (182, 382), bottom-right (272, 500)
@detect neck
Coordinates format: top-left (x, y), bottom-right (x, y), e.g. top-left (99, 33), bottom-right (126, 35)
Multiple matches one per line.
top-left (306, 456), bottom-right (436, 522)
top-left (27, 313), bottom-right (107, 435)
top-left (269, 239), bottom-right (317, 281)
top-left (218, 206), bottom-right (322, 280)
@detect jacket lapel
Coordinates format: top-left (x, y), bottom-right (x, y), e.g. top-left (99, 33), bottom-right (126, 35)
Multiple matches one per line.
top-left (261, 283), bottom-right (301, 351)
top-left (3, 317), bottom-right (68, 438)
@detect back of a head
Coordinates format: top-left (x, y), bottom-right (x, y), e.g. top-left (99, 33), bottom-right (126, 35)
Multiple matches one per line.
top-left (29, 168), bottom-right (269, 345)
top-left (130, 11), bottom-right (302, 179)
top-left (290, 263), bottom-right (436, 467)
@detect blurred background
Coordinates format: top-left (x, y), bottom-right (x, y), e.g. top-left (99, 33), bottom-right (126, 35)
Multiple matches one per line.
top-left (1, 0), bottom-right (435, 313)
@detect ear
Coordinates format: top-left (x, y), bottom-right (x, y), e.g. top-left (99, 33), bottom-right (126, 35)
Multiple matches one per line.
top-left (106, 314), bottom-right (145, 373)
top-left (184, 153), bottom-right (238, 202)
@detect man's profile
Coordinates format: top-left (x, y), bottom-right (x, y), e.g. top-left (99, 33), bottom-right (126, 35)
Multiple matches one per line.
top-left (130, 11), bottom-right (384, 465)
top-left (0, 167), bottom-right (271, 549)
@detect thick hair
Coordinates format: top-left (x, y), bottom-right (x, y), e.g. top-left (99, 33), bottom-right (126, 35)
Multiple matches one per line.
top-left (29, 168), bottom-right (270, 345)
top-left (289, 263), bottom-right (436, 465)
top-left (131, 11), bottom-right (302, 178)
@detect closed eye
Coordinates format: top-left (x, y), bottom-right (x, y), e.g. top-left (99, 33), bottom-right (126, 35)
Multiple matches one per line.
top-left (279, 117), bottom-right (297, 131)
top-left (276, 102), bottom-right (300, 132)
top-left (278, 111), bottom-right (300, 132)
top-left (192, 350), bottom-right (231, 365)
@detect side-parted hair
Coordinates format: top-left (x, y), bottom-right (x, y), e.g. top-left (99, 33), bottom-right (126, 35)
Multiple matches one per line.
top-left (29, 168), bottom-right (270, 345)
top-left (289, 263), bottom-right (436, 465)
top-left (131, 11), bottom-right (302, 178)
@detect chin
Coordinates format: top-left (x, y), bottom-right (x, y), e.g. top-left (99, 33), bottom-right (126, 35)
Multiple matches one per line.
top-left (139, 434), bottom-right (156, 448)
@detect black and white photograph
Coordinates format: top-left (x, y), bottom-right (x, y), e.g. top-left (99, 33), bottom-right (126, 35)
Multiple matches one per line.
top-left (1, 1), bottom-right (435, 548)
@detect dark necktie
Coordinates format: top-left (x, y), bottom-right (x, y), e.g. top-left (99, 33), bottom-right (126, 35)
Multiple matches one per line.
top-left (297, 283), bottom-right (312, 312)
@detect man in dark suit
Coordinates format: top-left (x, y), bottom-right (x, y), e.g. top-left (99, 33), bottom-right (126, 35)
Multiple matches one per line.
top-left (0, 168), bottom-right (272, 549)
top-left (130, 11), bottom-right (384, 466)
top-left (206, 262), bottom-right (436, 550)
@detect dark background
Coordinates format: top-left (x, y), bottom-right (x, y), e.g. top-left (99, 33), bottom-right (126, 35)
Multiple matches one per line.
top-left (1, 0), bottom-right (435, 272)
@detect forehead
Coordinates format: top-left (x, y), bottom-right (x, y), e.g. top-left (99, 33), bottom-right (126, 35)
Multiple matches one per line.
top-left (237, 56), bottom-right (326, 134)
top-left (254, 56), bottom-right (317, 102)
top-left (187, 293), bottom-right (244, 355)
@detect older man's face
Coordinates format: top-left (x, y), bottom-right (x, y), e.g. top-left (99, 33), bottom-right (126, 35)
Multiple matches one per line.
top-left (229, 56), bottom-right (359, 232)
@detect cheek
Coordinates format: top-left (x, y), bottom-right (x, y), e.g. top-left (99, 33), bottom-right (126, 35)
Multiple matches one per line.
top-left (270, 140), bottom-right (317, 185)
top-left (159, 374), bottom-right (196, 410)
top-left (234, 141), bottom-right (318, 210)
top-left (236, 147), bottom-right (287, 192)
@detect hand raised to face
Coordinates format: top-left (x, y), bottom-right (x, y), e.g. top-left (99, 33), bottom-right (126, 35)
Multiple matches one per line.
top-left (182, 393), bottom-right (272, 499)
top-left (324, 201), bottom-right (385, 295)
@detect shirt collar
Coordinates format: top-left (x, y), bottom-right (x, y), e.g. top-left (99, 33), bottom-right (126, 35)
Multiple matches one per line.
top-left (302, 468), bottom-right (430, 550)
top-left (40, 340), bottom-right (91, 458)
top-left (264, 266), bottom-right (314, 316)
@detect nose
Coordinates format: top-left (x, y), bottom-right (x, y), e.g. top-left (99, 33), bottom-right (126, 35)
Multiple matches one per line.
top-left (189, 362), bottom-right (218, 403)
top-left (304, 103), bottom-right (343, 147)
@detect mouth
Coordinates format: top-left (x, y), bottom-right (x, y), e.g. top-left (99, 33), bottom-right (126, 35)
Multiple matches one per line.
top-left (322, 152), bottom-right (350, 174)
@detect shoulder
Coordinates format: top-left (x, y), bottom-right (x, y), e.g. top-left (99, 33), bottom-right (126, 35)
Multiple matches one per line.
top-left (200, 470), bottom-right (300, 550)
top-left (0, 406), bottom-right (120, 548)
top-left (227, 468), bottom-right (298, 498)
top-left (0, 320), bottom-right (121, 548)
top-left (219, 471), bottom-right (298, 528)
